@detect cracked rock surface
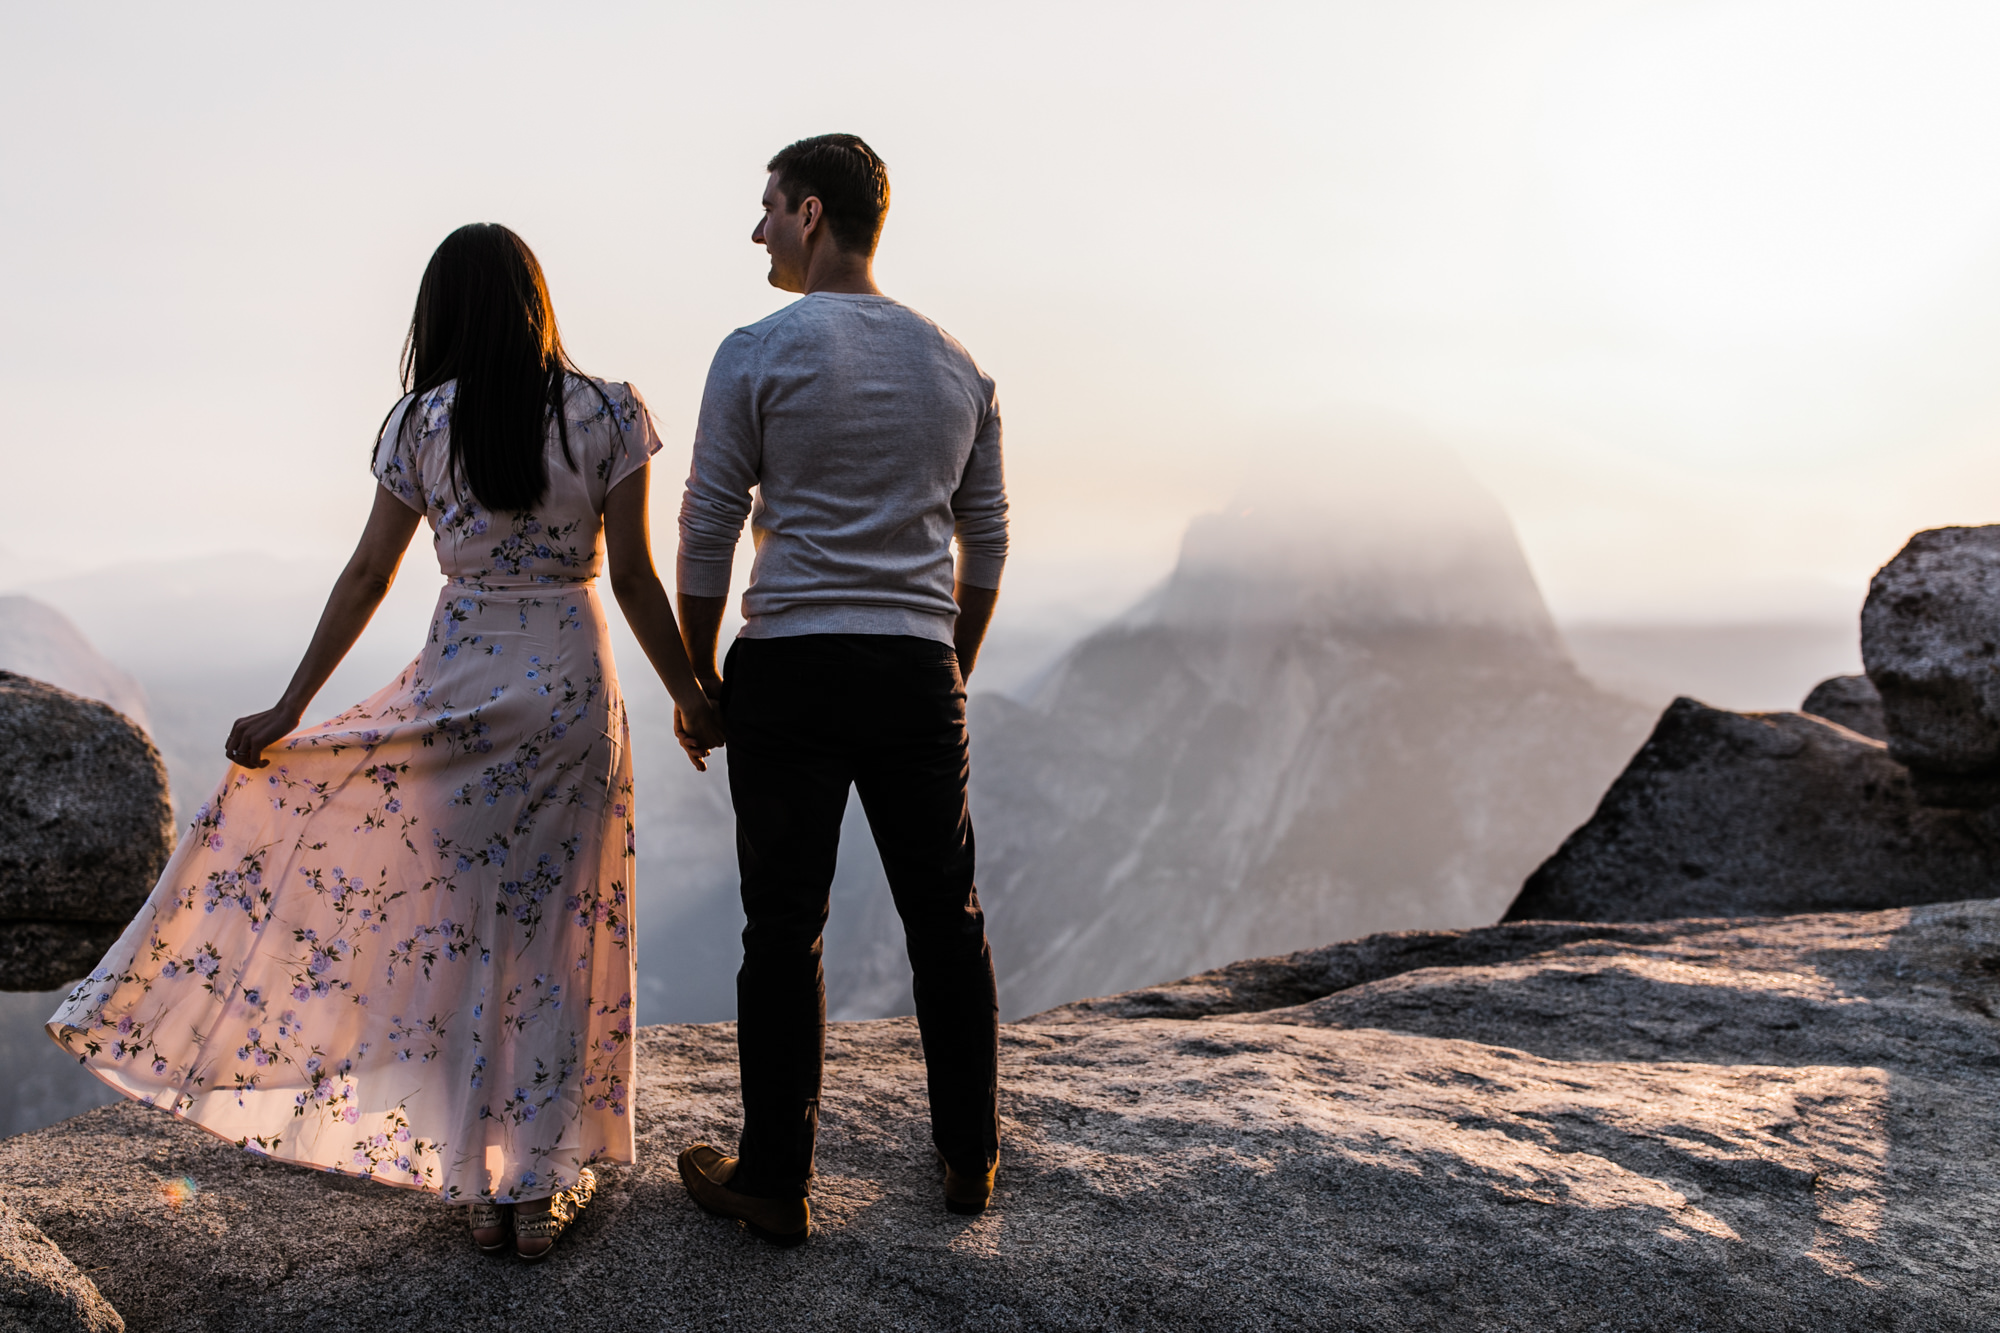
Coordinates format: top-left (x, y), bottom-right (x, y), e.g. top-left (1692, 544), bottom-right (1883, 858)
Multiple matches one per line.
top-left (4, 902), bottom-right (1998, 1331)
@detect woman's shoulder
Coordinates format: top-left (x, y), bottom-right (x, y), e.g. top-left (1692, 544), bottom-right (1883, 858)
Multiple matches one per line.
top-left (372, 382), bottom-right (452, 466)
top-left (561, 376), bottom-right (662, 491)
top-left (383, 381), bottom-right (457, 446)
top-left (561, 374), bottom-right (649, 432)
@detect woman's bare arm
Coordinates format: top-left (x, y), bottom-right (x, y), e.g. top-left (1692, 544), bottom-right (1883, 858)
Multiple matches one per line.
top-left (603, 465), bottom-right (727, 770)
top-left (224, 485), bottom-right (424, 768)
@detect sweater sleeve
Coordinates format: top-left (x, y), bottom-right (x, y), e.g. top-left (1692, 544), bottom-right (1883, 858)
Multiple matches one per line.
top-left (676, 332), bottom-right (762, 598)
top-left (950, 382), bottom-right (1009, 590)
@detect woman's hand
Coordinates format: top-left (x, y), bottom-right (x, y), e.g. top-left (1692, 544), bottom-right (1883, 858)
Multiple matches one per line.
top-left (225, 703), bottom-right (303, 770)
top-left (230, 484), bottom-right (418, 774)
top-left (673, 691), bottom-right (727, 772)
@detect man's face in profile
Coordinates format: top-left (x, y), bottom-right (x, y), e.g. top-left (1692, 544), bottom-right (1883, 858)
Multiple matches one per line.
top-left (752, 172), bottom-right (811, 293)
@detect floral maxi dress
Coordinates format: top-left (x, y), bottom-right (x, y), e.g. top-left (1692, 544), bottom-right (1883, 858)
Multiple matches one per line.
top-left (49, 376), bottom-right (661, 1203)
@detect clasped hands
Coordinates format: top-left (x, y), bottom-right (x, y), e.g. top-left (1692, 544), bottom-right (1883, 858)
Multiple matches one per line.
top-left (675, 677), bottom-right (727, 772)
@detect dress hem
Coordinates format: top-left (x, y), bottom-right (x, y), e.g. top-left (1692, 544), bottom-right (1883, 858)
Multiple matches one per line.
top-left (43, 1021), bottom-right (634, 1204)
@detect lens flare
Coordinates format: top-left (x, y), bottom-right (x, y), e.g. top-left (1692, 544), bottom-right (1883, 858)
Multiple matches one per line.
top-left (159, 1175), bottom-right (198, 1210)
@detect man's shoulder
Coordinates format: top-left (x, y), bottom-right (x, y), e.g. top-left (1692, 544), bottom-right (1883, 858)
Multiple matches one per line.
top-left (701, 302), bottom-right (802, 383)
top-left (906, 310), bottom-right (987, 382)
top-left (714, 296), bottom-right (993, 391)
top-left (834, 297), bottom-right (992, 387)
top-left (733, 297), bottom-right (818, 341)
top-left (740, 295), bottom-right (956, 348)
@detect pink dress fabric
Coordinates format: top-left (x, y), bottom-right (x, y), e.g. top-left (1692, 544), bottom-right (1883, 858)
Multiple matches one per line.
top-left (49, 376), bottom-right (659, 1203)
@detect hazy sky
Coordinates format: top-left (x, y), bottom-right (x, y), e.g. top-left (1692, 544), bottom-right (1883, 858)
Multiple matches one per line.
top-left (9, 0), bottom-right (2000, 624)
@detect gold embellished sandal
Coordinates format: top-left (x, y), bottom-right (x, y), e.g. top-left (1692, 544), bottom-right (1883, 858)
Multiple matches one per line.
top-left (466, 1201), bottom-right (511, 1254)
top-left (513, 1167), bottom-right (597, 1263)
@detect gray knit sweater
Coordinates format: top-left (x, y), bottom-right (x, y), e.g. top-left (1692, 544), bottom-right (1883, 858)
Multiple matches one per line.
top-left (676, 292), bottom-right (1009, 644)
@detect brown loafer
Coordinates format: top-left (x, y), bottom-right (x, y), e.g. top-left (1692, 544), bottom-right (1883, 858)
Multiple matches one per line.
top-left (941, 1150), bottom-right (998, 1216)
top-left (677, 1144), bottom-right (810, 1246)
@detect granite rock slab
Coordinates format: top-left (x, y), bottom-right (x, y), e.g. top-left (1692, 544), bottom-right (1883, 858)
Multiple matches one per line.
top-left (3, 904), bottom-right (1998, 1331)
top-left (0, 1196), bottom-right (122, 1332)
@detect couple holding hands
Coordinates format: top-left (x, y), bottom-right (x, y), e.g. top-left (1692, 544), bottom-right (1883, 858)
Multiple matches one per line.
top-left (49, 132), bottom-right (1006, 1259)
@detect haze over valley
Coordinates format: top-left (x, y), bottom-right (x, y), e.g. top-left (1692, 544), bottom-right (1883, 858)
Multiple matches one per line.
top-left (1, 428), bottom-right (1862, 1053)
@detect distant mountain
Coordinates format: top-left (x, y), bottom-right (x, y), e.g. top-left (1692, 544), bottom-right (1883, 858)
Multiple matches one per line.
top-left (0, 595), bottom-right (151, 730)
top-left (822, 443), bottom-right (1655, 1020)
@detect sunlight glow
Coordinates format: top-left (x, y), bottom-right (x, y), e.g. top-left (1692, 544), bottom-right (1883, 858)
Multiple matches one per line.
top-left (159, 1174), bottom-right (199, 1211)
top-left (1541, 0), bottom-right (2000, 343)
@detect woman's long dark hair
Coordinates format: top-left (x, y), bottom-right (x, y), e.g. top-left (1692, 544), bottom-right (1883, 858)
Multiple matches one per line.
top-left (391, 224), bottom-right (600, 514)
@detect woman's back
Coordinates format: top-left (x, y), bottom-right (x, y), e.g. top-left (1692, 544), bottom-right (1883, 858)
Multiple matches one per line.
top-left (375, 376), bottom-right (659, 588)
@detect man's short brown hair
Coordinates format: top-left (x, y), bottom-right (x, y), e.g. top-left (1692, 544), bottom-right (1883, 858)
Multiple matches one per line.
top-left (767, 134), bottom-right (891, 256)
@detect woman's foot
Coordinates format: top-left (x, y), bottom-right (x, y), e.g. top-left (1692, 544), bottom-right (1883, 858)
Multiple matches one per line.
top-left (513, 1168), bottom-right (597, 1263)
top-left (466, 1201), bottom-right (512, 1253)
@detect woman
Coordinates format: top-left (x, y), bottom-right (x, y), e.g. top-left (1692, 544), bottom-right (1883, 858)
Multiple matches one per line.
top-left (47, 223), bottom-right (724, 1261)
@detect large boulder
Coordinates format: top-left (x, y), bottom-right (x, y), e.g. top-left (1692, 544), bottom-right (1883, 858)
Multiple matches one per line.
top-left (2, 903), bottom-right (1999, 1329)
top-left (1504, 696), bottom-right (1999, 922)
top-left (0, 1197), bottom-right (122, 1331)
top-left (1861, 525), bottom-right (2000, 804)
top-left (1800, 673), bottom-right (1886, 741)
top-left (0, 673), bottom-right (173, 991)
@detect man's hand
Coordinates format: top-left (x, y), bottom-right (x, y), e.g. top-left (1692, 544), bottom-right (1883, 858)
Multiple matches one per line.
top-left (670, 595), bottom-right (732, 769)
top-left (953, 580), bottom-right (1001, 682)
top-left (674, 687), bottom-right (727, 772)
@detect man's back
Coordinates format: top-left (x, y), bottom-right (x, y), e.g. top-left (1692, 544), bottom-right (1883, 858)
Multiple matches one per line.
top-left (674, 133), bottom-right (1004, 1243)
top-left (676, 292), bottom-right (1007, 643)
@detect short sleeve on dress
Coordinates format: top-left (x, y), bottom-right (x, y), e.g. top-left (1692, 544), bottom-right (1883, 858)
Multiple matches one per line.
top-left (372, 394), bottom-right (427, 514)
top-left (603, 382), bottom-right (664, 495)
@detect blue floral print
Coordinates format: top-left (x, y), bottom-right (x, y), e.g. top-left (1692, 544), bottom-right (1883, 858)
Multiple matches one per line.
top-left (49, 377), bottom-right (662, 1203)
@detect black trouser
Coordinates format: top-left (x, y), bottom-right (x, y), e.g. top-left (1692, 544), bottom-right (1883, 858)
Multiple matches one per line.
top-left (722, 633), bottom-right (1000, 1199)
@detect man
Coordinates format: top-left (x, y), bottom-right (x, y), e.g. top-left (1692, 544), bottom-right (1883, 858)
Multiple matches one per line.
top-left (673, 133), bottom-right (1008, 1247)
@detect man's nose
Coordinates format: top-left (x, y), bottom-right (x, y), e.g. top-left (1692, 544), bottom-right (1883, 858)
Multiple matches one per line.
top-left (751, 217), bottom-right (767, 245)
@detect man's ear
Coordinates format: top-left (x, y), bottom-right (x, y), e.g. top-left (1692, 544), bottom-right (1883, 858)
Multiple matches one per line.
top-left (800, 196), bottom-right (823, 241)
